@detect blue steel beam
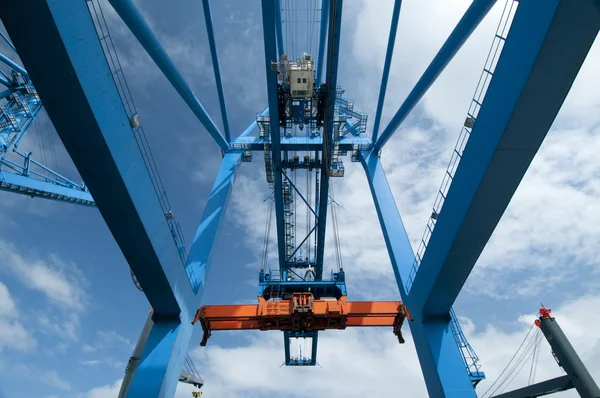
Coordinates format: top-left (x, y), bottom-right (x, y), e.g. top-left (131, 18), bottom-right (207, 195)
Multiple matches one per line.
top-left (372, 0), bottom-right (401, 143)
top-left (315, 0), bottom-right (343, 279)
top-left (106, 0), bottom-right (229, 151)
top-left (1, 1), bottom-right (203, 395)
top-left (0, 73), bottom-right (11, 87)
top-left (360, 150), bottom-right (475, 397)
top-left (316, 0), bottom-right (329, 85)
top-left (0, 172), bottom-right (95, 206)
top-left (0, 52), bottom-right (28, 78)
top-left (409, 0), bottom-right (600, 318)
top-left (274, 0), bottom-right (284, 58)
top-left (0, 31), bottom-right (17, 52)
top-left (129, 151), bottom-right (241, 396)
top-left (185, 152), bottom-right (242, 293)
top-left (374, 0), bottom-right (495, 151)
top-left (261, 0), bottom-right (286, 269)
top-left (230, 135), bottom-right (372, 151)
top-left (202, 0), bottom-right (231, 143)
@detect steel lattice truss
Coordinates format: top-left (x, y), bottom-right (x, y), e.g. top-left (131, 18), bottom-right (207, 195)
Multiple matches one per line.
top-left (0, 0), bottom-right (599, 397)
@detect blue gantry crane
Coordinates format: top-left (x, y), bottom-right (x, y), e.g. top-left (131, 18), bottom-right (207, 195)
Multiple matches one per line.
top-left (0, 0), bottom-right (599, 397)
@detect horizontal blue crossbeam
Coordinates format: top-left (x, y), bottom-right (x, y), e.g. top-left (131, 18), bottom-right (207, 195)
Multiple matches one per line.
top-left (374, 0), bottom-right (495, 151)
top-left (230, 135), bottom-right (372, 151)
top-left (410, 0), bottom-right (600, 318)
top-left (107, 0), bottom-right (229, 151)
top-left (0, 172), bottom-right (95, 206)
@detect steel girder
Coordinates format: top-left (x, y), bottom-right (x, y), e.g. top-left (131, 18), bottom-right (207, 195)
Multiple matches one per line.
top-left (409, 0), bottom-right (600, 319)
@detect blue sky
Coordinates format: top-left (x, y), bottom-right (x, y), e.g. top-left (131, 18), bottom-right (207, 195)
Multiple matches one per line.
top-left (1, 0), bottom-right (600, 397)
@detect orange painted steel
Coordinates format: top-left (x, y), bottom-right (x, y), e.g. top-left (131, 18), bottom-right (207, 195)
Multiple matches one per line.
top-left (192, 293), bottom-right (412, 346)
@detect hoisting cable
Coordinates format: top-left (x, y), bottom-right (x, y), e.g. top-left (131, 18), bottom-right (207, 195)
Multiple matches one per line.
top-left (480, 323), bottom-right (535, 397)
top-left (261, 198), bottom-right (274, 272)
top-left (496, 331), bottom-right (544, 395)
top-left (480, 324), bottom-right (543, 397)
top-left (330, 181), bottom-right (343, 271)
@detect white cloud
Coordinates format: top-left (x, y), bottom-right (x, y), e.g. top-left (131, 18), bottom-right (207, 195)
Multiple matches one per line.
top-left (79, 379), bottom-right (122, 398)
top-left (167, 295), bottom-right (600, 398)
top-left (0, 239), bottom-right (88, 312)
top-left (82, 343), bottom-right (97, 353)
top-left (0, 318), bottom-right (37, 352)
top-left (0, 282), bottom-right (17, 317)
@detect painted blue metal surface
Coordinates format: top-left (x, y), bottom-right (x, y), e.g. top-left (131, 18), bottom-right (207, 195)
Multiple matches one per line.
top-left (0, 172), bottom-right (95, 206)
top-left (1, 0), bottom-right (195, 317)
top-left (185, 152), bottom-right (242, 293)
top-left (258, 269), bottom-right (347, 300)
top-left (315, 0), bottom-right (343, 279)
top-left (0, 52), bottom-right (28, 78)
top-left (360, 150), bottom-right (476, 397)
top-left (316, 0), bottom-right (329, 85)
top-left (372, 0), bottom-right (401, 143)
top-left (359, 151), bottom-right (413, 299)
top-left (409, 0), bottom-right (600, 318)
top-left (202, 0), bottom-right (231, 143)
top-left (261, 0), bottom-right (286, 269)
top-left (1, 1), bottom-right (202, 395)
top-left (230, 135), bottom-right (372, 151)
top-left (374, 0), bottom-right (495, 151)
top-left (274, 0), bottom-right (285, 58)
top-left (127, 315), bottom-right (194, 397)
top-left (106, 0), bottom-right (229, 151)
top-left (0, 31), bottom-right (16, 52)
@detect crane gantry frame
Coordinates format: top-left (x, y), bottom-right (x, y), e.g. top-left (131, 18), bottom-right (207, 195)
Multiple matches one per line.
top-left (0, 0), bottom-right (599, 397)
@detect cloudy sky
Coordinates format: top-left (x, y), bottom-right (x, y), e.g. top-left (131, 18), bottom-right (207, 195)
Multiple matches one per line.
top-left (1, 0), bottom-right (599, 397)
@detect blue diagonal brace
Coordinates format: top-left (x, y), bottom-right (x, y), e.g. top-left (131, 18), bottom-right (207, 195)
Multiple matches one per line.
top-left (360, 150), bottom-right (475, 397)
top-left (0, 51), bottom-right (28, 78)
top-left (1, 0), bottom-right (196, 316)
top-left (372, 0), bottom-right (401, 142)
top-left (185, 152), bottom-right (242, 294)
top-left (374, 0), bottom-right (495, 151)
top-left (261, 0), bottom-right (286, 269)
top-left (107, 0), bottom-right (229, 151)
top-left (409, 0), bottom-right (600, 318)
top-left (202, 0), bottom-right (231, 143)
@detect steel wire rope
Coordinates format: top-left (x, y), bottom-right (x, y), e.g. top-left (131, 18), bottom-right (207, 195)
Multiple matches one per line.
top-left (262, 198), bottom-right (274, 272)
top-left (496, 331), bottom-right (544, 395)
top-left (480, 323), bottom-right (536, 398)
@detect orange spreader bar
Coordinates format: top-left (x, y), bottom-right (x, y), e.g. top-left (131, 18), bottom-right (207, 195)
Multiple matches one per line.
top-left (192, 293), bottom-right (412, 346)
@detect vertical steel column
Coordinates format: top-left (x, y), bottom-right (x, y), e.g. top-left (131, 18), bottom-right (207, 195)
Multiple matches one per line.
top-left (107, 0), bottom-right (229, 150)
top-left (315, 0), bottom-right (343, 279)
top-left (316, 0), bottom-right (329, 85)
top-left (202, 0), bottom-right (231, 142)
top-left (539, 315), bottom-right (600, 398)
top-left (261, 0), bottom-right (286, 269)
top-left (374, 0), bottom-right (496, 151)
top-left (274, 0), bottom-right (285, 58)
top-left (372, 0), bottom-right (402, 143)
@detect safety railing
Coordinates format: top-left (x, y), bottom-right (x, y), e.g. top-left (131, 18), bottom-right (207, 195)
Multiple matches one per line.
top-left (405, 0), bottom-right (519, 293)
